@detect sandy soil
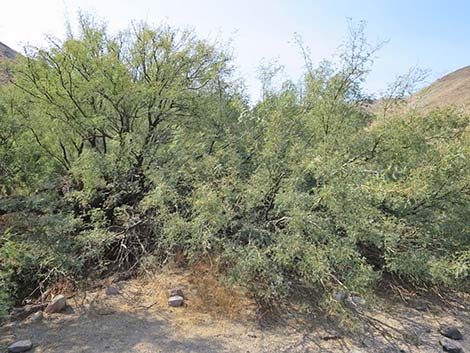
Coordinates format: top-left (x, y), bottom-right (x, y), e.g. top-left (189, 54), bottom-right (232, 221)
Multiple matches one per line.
top-left (1, 269), bottom-right (469, 353)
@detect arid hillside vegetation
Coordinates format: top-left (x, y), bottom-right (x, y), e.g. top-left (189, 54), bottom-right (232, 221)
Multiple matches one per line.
top-left (411, 66), bottom-right (470, 112)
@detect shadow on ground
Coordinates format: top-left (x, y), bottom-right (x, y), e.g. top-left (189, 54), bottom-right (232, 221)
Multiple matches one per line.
top-left (10, 309), bottom-right (228, 353)
top-left (3, 277), bottom-right (469, 353)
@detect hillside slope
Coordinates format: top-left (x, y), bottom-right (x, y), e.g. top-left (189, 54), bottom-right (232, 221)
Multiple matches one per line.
top-left (0, 42), bottom-right (17, 84)
top-left (411, 66), bottom-right (470, 112)
top-left (0, 42), bottom-right (17, 59)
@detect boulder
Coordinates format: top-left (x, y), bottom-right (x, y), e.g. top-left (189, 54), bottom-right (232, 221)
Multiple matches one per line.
top-left (45, 295), bottom-right (67, 314)
top-left (439, 338), bottom-right (463, 353)
top-left (8, 340), bottom-right (33, 352)
top-left (168, 295), bottom-right (184, 307)
top-left (439, 325), bottom-right (464, 340)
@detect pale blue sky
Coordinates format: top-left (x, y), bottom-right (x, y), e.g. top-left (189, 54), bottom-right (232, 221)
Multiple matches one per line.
top-left (1, 0), bottom-right (469, 101)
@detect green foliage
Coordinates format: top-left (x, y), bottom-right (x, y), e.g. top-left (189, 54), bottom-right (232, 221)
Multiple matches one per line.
top-left (0, 17), bottom-right (468, 314)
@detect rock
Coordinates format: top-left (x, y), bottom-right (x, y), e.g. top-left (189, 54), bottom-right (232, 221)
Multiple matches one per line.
top-left (168, 287), bottom-right (184, 298)
top-left (25, 304), bottom-right (45, 315)
top-left (345, 295), bottom-right (366, 309)
top-left (45, 294), bottom-right (67, 314)
top-left (29, 311), bottom-right (43, 322)
top-left (439, 325), bottom-right (464, 340)
top-left (333, 290), bottom-right (347, 301)
top-left (105, 286), bottom-right (120, 296)
top-left (7, 339), bottom-right (33, 352)
top-left (350, 295), bottom-right (366, 306)
top-left (439, 338), bottom-right (463, 353)
top-left (247, 331), bottom-right (257, 338)
top-left (168, 295), bottom-right (184, 307)
top-left (11, 303), bottom-right (46, 320)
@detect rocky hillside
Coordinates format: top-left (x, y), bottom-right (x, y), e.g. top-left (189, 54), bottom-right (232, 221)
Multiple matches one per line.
top-left (0, 42), bottom-right (17, 83)
top-left (0, 42), bottom-right (17, 60)
top-left (411, 66), bottom-right (470, 112)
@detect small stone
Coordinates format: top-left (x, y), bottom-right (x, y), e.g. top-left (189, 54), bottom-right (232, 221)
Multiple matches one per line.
top-left (168, 295), bottom-right (184, 307)
top-left (346, 295), bottom-right (366, 309)
top-left (168, 287), bottom-right (184, 298)
top-left (247, 331), bottom-right (257, 338)
top-left (439, 325), bottom-right (464, 340)
top-left (8, 339), bottom-right (33, 352)
top-left (333, 290), bottom-right (347, 301)
top-left (105, 286), bottom-right (120, 296)
top-left (11, 304), bottom-right (46, 320)
top-left (439, 338), bottom-right (463, 353)
top-left (45, 294), bottom-right (67, 314)
top-left (350, 295), bottom-right (366, 306)
top-left (29, 311), bottom-right (43, 322)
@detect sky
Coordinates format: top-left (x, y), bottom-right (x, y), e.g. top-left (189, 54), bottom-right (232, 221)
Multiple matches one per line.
top-left (1, 0), bottom-right (470, 101)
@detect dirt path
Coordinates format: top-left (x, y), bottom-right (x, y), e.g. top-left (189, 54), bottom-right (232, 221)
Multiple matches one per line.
top-left (1, 272), bottom-right (469, 352)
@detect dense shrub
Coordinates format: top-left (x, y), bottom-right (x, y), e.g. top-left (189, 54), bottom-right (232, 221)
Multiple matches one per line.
top-left (0, 17), bottom-right (468, 314)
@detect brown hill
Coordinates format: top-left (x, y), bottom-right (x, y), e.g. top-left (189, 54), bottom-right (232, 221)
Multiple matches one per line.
top-left (410, 66), bottom-right (470, 112)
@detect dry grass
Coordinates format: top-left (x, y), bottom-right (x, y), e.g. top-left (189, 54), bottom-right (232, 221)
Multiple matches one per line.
top-left (133, 262), bottom-right (256, 322)
top-left (410, 66), bottom-right (470, 113)
top-left (59, 260), bottom-right (256, 325)
top-left (369, 65), bottom-right (470, 118)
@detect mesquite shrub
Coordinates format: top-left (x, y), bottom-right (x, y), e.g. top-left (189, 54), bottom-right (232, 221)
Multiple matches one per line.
top-left (0, 17), bottom-right (468, 314)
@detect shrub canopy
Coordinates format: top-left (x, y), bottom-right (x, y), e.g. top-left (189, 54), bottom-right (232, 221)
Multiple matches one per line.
top-left (0, 18), bottom-right (469, 315)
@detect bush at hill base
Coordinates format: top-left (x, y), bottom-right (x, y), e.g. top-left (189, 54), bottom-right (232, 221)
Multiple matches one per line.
top-left (0, 17), bottom-right (468, 316)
